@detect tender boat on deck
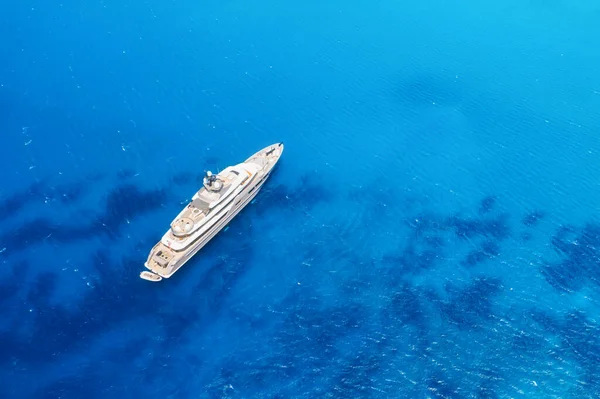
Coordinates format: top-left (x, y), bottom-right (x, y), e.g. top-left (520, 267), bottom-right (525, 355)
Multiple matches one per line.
top-left (140, 142), bottom-right (284, 282)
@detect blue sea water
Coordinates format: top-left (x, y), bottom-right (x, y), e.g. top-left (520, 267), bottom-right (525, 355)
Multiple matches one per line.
top-left (2, 0), bottom-right (600, 397)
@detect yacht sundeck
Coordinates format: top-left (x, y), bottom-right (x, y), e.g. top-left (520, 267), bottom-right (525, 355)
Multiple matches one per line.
top-left (140, 142), bottom-right (284, 282)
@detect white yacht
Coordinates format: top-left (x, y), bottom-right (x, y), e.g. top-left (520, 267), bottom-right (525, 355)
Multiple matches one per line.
top-left (140, 142), bottom-right (284, 282)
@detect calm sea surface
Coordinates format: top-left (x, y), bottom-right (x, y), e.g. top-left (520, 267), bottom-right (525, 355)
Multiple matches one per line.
top-left (2, 1), bottom-right (600, 397)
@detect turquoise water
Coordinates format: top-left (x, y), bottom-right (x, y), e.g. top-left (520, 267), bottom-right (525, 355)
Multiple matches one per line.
top-left (2, 0), bottom-right (600, 397)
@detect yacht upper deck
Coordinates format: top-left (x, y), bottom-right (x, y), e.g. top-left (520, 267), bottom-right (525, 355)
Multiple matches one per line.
top-left (163, 163), bottom-right (258, 250)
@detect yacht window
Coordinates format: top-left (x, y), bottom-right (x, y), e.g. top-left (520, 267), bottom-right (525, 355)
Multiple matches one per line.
top-left (195, 205), bottom-right (231, 240)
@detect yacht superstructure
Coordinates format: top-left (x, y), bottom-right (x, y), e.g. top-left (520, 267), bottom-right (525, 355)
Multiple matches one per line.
top-left (140, 142), bottom-right (284, 282)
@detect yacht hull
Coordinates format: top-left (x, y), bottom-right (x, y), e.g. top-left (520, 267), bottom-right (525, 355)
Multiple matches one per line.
top-left (141, 142), bottom-right (283, 282)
